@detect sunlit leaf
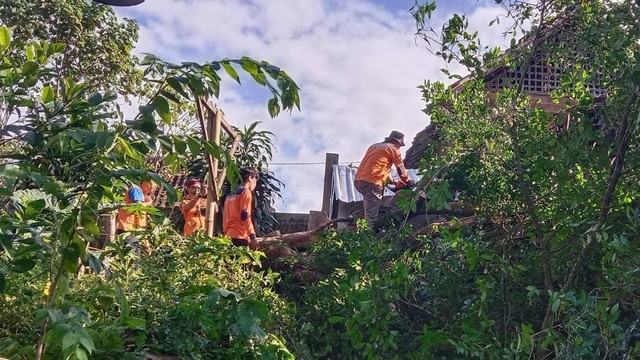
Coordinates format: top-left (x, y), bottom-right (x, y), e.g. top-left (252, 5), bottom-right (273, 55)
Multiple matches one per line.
top-left (41, 86), bottom-right (54, 103)
top-left (222, 60), bottom-right (240, 83)
top-left (0, 26), bottom-right (11, 48)
top-left (153, 96), bottom-right (172, 123)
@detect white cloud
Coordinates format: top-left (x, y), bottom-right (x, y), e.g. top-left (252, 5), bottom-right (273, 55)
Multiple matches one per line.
top-left (116, 0), bottom-right (510, 213)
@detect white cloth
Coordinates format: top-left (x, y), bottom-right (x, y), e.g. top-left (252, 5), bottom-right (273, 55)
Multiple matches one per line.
top-left (331, 165), bottom-right (423, 204)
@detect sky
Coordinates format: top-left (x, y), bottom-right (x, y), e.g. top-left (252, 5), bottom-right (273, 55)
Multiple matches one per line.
top-left (114, 0), bottom-right (513, 213)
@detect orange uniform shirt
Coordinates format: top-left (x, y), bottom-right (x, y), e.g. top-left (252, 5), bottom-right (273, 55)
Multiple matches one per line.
top-left (116, 186), bottom-right (151, 231)
top-left (180, 195), bottom-right (207, 235)
top-left (223, 187), bottom-right (255, 240)
top-left (355, 142), bottom-right (408, 186)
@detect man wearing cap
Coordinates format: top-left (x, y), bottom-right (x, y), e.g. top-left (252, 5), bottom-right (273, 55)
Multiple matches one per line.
top-left (355, 130), bottom-right (415, 228)
top-left (223, 168), bottom-right (259, 250)
top-left (180, 178), bottom-right (208, 235)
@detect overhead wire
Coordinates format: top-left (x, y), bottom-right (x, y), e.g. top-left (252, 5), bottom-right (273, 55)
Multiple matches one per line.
top-left (270, 161), bottom-right (361, 166)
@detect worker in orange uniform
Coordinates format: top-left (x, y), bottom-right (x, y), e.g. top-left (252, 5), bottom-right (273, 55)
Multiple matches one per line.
top-left (354, 130), bottom-right (415, 228)
top-left (180, 178), bottom-right (208, 235)
top-left (116, 181), bottom-right (156, 232)
top-left (115, 180), bottom-right (157, 257)
top-left (223, 168), bottom-right (259, 250)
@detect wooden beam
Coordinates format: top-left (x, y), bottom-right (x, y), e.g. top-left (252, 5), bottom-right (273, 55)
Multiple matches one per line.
top-left (220, 116), bottom-right (237, 138)
top-left (321, 153), bottom-right (339, 216)
top-left (205, 108), bottom-right (222, 237)
top-left (203, 100), bottom-right (237, 138)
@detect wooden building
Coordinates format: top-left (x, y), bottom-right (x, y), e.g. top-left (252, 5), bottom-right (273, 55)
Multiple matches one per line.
top-left (404, 23), bottom-right (608, 169)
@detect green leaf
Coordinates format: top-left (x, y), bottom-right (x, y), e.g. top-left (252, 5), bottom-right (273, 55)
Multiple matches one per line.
top-left (23, 199), bottom-right (46, 219)
top-left (328, 316), bottom-right (344, 324)
top-left (86, 254), bottom-right (102, 275)
top-left (153, 96), bottom-right (172, 123)
top-left (62, 331), bottom-right (80, 351)
top-left (78, 334), bottom-right (95, 354)
top-left (0, 26), bottom-right (11, 48)
top-left (138, 104), bottom-right (155, 115)
top-left (87, 92), bottom-right (103, 106)
top-left (26, 45), bottom-right (35, 61)
top-left (159, 90), bottom-right (181, 104)
top-left (139, 119), bottom-right (157, 134)
top-left (76, 347), bottom-right (88, 360)
top-left (267, 97), bottom-right (280, 118)
top-left (124, 316), bottom-right (146, 330)
top-left (173, 136), bottom-right (187, 154)
top-left (48, 43), bottom-right (66, 55)
top-left (207, 288), bottom-right (240, 305)
top-left (166, 77), bottom-right (191, 99)
top-left (11, 258), bottom-right (36, 273)
top-left (202, 140), bottom-right (223, 159)
top-left (41, 86), bottom-right (54, 103)
top-left (222, 61), bottom-right (240, 83)
top-left (187, 137), bottom-right (201, 155)
top-left (21, 61), bottom-right (39, 76)
top-left (241, 299), bottom-right (269, 321)
top-left (551, 298), bottom-right (561, 313)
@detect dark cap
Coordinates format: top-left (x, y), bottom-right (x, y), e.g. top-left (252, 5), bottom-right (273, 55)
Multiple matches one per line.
top-left (240, 168), bottom-right (259, 181)
top-left (186, 178), bottom-right (201, 187)
top-left (384, 130), bottom-right (405, 146)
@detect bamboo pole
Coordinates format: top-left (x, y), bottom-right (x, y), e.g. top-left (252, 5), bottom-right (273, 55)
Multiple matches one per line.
top-left (196, 98), bottom-right (215, 180)
top-left (205, 107), bottom-right (222, 237)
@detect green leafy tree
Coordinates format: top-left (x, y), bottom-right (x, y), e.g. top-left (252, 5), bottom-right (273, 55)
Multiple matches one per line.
top-left (409, 0), bottom-right (640, 357)
top-left (0, 0), bottom-right (141, 97)
top-left (0, 22), bottom-right (300, 359)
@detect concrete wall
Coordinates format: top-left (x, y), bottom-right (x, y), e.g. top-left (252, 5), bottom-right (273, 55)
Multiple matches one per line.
top-left (275, 213), bottom-right (309, 234)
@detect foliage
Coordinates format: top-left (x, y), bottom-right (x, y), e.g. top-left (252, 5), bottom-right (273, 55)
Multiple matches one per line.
top-left (0, 22), bottom-right (300, 359)
top-left (0, 0), bottom-right (141, 97)
top-left (407, 0), bottom-right (640, 357)
top-left (1, 230), bottom-right (295, 359)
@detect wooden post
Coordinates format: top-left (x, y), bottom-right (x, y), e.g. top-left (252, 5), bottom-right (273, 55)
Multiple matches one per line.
top-left (321, 153), bottom-right (339, 217)
top-left (205, 108), bottom-right (222, 237)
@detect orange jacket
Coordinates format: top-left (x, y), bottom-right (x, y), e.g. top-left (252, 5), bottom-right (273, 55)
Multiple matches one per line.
top-left (355, 142), bottom-right (409, 186)
top-left (223, 187), bottom-right (255, 240)
top-left (180, 195), bottom-right (207, 235)
top-left (116, 185), bottom-right (152, 232)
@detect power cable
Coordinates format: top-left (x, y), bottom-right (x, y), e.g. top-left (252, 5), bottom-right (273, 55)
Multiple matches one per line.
top-left (270, 161), bottom-right (361, 166)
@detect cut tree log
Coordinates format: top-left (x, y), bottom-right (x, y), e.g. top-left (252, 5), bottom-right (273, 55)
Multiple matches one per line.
top-left (257, 217), bottom-right (353, 251)
top-left (255, 218), bottom-right (352, 283)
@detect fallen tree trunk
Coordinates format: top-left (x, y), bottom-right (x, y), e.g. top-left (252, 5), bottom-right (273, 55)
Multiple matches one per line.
top-left (255, 218), bottom-right (352, 283)
top-left (257, 217), bottom-right (353, 251)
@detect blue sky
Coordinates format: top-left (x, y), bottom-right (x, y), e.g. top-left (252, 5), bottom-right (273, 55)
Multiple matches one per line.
top-left (115, 0), bottom-right (511, 213)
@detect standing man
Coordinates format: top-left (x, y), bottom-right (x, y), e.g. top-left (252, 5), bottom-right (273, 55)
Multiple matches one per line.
top-left (180, 178), bottom-right (208, 235)
top-left (355, 130), bottom-right (415, 228)
top-left (223, 168), bottom-right (259, 250)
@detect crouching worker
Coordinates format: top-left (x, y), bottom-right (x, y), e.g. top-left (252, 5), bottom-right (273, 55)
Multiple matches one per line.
top-left (223, 168), bottom-right (259, 250)
top-left (116, 181), bottom-right (157, 257)
top-left (180, 178), bottom-right (207, 235)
